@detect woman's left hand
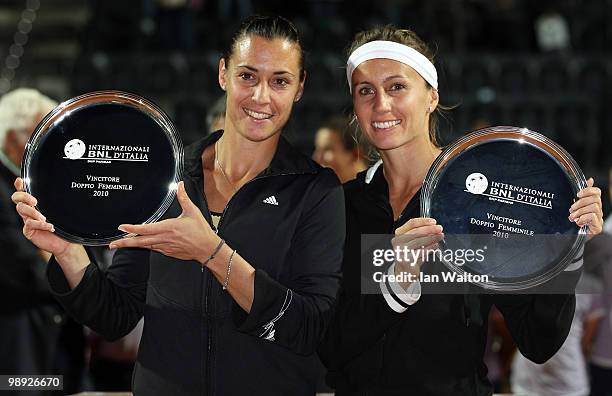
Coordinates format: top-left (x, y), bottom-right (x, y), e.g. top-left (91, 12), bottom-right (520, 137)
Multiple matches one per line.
top-left (109, 181), bottom-right (220, 264)
top-left (569, 177), bottom-right (603, 240)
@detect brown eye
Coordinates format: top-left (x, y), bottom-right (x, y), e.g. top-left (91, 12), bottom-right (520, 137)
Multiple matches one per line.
top-left (239, 72), bottom-right (254, 81)
top-left (389, 83), bottom-right (405, 91)
top-left (358, 87), bottom-right (374, 96)
top-left (274, 78), bottom-right (289, 87)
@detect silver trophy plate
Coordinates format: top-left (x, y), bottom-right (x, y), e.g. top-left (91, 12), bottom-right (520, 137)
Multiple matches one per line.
top-left (22, 91), bottom-right (183, 245)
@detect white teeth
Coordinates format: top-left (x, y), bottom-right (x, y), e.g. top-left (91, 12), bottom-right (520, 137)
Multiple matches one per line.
top-left (372, 120), bottom-right (401, 129)
top-left (244, 108), bottom-right (272, 120)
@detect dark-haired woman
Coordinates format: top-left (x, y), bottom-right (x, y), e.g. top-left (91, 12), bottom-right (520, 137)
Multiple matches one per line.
top-left (12, 16), bottom-right (345, 395)
top-left (312, 115), bottom-right (369, 183)
top-left (319, 25), bottom-right (604, 395)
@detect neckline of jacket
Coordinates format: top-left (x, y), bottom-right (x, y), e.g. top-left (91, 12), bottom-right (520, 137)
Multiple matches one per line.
top-left (183, 130), bottom-right (319, 181)
top-left (349, 162), bottom-right (422, 225)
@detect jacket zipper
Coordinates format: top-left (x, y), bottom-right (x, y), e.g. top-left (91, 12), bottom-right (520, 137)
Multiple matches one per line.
top-left (202, 169), bottom-right (309, 396)
top-left (192, 176), bottom-right (213, 396)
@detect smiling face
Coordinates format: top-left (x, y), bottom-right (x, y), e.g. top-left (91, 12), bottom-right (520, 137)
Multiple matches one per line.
top-left (313, 127), bottom-right (357, 182)
top-left (351, 58), bottom-right (438, 151)
top-left (218, 35), bottom-right (304, 142)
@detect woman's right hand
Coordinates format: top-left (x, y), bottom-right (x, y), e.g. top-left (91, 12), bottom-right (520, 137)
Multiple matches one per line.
top-left (11, 178), bottom-right (89, 287)
top-left (12, 177), bottom-right (69, 255)
top-left (391, 217), bottom-right (444, 290)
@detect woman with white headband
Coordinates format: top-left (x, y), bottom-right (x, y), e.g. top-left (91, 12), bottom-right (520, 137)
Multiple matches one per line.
top-left (319, 25), bottom-right (604, 395)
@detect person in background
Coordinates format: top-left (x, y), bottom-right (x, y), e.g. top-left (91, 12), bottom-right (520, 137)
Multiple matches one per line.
top-left (511, 272), bottom-right (604, 396)
top-left (0, 88), bottom-right (85, 394)
top-left (312, 115), bottom-right (368, 183)
top-left (483, 306), bottom-right (515, 393)
top-left (87, 318), bottom-right (143, 391)
top-left (206, 94), bottom-right (226, 133)
top-left (85, 248), bottom-right (143, 392)
top-left (604, 168), bottom-right (611, 234)
top-left (586, 177), bottom-right (612, 396)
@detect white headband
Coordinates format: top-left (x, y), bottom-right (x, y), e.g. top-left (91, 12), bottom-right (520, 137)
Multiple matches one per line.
top-left (346, 40), bottom-right (438, 92)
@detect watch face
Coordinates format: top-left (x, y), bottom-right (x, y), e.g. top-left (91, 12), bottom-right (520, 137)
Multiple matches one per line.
top-left (22, 91), bottom-right (183, 245)
top-left (421, 126), bottom-right (586, 291)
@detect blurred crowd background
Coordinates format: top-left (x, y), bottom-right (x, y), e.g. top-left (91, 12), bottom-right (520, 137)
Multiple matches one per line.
top-left (0, 0), bottom-right (610, 181)
top-left (0, 0), bottom-right (611, 395)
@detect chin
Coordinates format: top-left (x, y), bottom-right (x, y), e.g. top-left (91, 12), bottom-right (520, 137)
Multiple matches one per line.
top-left (368, 135), bottom-right (404, 151)
top-left (372, 131), bottom-right (421, 152)
top-left (241, 126), bottom-right (279, 142)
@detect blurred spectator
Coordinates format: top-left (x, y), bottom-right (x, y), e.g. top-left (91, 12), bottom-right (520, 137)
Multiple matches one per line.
top-left (585, 230), bottom-right (612, 395)
top-left (604, 168), bottom-right (611, 234)
top-left (206, 95), bottom-right (226, 133)
top-left (87, 319), bottom-right (143, 391)
top-left (535, 10), bottom-right (571, 52)
top-left (510, 273), bottom-right (604, 396)
top-left (483, 307), bottom-right (515, 393)
top-left (312, 116), bottom-right (368, 183)
top-left (0, 88), bottom-right (85, 394)
top-left (85, 249), bottom-right (142, 392)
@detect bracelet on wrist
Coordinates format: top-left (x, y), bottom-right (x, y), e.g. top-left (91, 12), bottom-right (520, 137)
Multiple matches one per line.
top-left (202, 238), bottom-right (225, 267)
top-left (223, 249), bottom-right (236, 290)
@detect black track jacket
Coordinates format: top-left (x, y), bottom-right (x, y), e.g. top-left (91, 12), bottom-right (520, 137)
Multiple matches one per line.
top-left (46, 131), bottom-right (345, 395)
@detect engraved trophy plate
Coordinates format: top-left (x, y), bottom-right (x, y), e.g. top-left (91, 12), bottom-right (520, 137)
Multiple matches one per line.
top-left (421, 126), bottom-right (587, 290)
top-left (21, 91), bottom-right (183, 245)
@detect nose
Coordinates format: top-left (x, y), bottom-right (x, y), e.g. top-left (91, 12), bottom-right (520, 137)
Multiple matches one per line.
top-left (373, 91), bottom-right (392, 113)
top-left (323, 151), bottom-right (334, 165)
top-left (252, 82), bottom-right (270, 104)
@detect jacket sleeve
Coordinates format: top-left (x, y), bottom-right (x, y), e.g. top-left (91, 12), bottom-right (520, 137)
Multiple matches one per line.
top-left (0, 181), bottom-right (52, 312)
top-left (232, 170), bottom-right (345, 356)
top-left (47, 247), bottom-right (149, 341)
top-left (317, 196), bottom-right (405, 374)
top-left (493, 266), bottom-right (582, 364)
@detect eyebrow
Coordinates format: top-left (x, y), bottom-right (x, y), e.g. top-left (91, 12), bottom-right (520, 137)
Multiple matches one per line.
top-left (355, 74), bottom-right (408, 86)
top-left (237, 64), bottom-right (295, 77)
